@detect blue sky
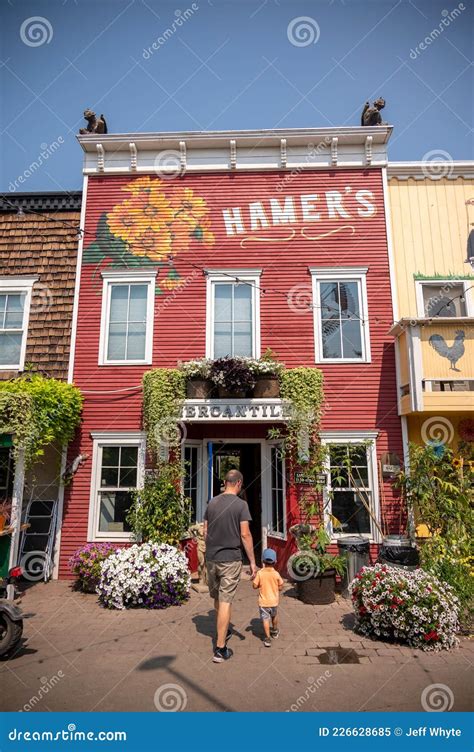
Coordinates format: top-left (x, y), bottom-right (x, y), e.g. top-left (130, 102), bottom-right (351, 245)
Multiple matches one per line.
top-left (1, 0), bottom-right (473, 192)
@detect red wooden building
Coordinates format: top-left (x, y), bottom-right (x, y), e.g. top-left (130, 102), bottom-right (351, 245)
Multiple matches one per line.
top-left (58, 127), bottom-right (403, 577)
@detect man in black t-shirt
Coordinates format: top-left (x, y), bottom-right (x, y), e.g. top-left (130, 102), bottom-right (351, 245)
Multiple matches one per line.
top-left (204, 469), bottom-right (257, 663)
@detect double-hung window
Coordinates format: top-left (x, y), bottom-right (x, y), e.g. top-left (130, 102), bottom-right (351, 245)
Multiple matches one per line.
top-left (88, 433), bottom-right (145, 540)
top-left (321, 432), bottom-right (379, 540)
top-left (0, 277), bottom-right (37, 370)
top-left (311, 267), bottom-right (370, 363)
top-left (206, 270), bottom-right (261, 358)
top-left (99, 271), bottom-right (156, 365)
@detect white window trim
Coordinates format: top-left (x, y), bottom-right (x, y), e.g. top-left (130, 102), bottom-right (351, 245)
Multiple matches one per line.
top-left (88, 431), bottom-right (146, 542)
top-left (263, 439), bottom-right (287, 541)
top-left (99, 270), bottom-right (157, 366)
top-left (0, 276), bottom-right (38, 371)
top-left (319, 430), bottom-right (380, 543)
top-left (415, 279), bottom-right (473, 318)
top-left (205, 269), bottom-right (262, 359)
top-left (310, 267), bottom-right (371, 364)
top-left (182, 440), bottom-right (204, 524)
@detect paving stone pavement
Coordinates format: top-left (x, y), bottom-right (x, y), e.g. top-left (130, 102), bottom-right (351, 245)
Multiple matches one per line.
top-left (0, 579), bottom-right (472, 712)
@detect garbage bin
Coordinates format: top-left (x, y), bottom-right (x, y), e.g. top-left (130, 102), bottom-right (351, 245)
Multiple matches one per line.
top-left (378, 535), bottom-right (419, 571)
top-left (338, 537), bottom-right (370, 599)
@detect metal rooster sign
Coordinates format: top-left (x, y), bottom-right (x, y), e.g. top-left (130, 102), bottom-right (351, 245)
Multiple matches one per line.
top-left (429, 330), bottom-right (466, 371)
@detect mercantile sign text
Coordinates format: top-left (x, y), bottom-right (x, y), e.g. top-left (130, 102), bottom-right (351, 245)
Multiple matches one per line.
top-left (182, 399), bottom-right (289, 422)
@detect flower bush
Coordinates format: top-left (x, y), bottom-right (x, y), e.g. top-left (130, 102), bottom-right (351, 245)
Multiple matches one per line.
top-left (351, 564), bottom-right (459, 651)
top-left (210, 356), bottom-right (256, 393)
top-left (68, 543), bottom-right (117, 593)
top-left (178, 358), bottom-right (212, 379)
top-left (97, 542), bottom-right (191, 610)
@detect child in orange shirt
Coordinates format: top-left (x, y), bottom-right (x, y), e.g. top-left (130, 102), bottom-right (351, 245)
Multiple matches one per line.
top-left (252, 548), bottom-right (284, 647)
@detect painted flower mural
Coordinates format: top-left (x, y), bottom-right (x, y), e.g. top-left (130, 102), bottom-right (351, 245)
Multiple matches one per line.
top-left (83, 177), bottom-right (215, 294)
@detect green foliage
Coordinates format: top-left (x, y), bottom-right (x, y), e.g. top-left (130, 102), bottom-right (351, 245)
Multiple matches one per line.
top-left (126, 467), bottom-right (191, 545)
top-left (142, 368), bottom-right (185, 455)
top-left (269, 367), bottom-right (324, 462)
top-left (0, 375), bottom-right (83, 466)
top-left (397, 443), bottom-right (473, 610)
top-left (279, 367), bottom-right (324, 419)
top-left (289, 525), bottom-right (347, 577)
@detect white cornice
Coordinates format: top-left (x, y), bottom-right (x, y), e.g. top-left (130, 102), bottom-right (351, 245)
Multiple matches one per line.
top-left (77, 126), bottom-right (393, 176)
top-left (388, 161), bottom-right (474, 180)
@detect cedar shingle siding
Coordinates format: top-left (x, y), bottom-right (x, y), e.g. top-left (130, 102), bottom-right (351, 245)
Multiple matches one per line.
top-left (0, 195), bottom-right (81, 380)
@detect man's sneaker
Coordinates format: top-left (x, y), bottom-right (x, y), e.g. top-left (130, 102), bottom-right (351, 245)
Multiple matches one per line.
top-left (263, 638), bottom-right (271, 648)
top-left (213, 646), bottom-right (233, 663)
top-left (270, 628), bottom-right (280, 639)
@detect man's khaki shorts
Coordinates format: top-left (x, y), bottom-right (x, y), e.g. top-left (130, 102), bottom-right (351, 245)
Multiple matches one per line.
top-left (206, 560), bottom-right (242, 603)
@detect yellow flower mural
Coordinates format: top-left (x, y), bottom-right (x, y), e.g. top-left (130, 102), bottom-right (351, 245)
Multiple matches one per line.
top-left (108, 179), bottom-right (214, 260)
top-left (84, 177), bottom-right (215, 294)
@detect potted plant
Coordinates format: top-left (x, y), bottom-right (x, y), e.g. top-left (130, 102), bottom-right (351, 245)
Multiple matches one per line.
top-left (0, 501), bottom-right (12, 533)
top-left (288, 525), bottom-right (347, 605)
top-left (249, 348), bottom-right (284, 398)
top-left (179, 359), bottom-right (213, 399)
top-left (209, 357), bottom-right (256, 398)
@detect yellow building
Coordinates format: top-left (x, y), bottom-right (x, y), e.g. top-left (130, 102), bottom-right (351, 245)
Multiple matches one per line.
top-left (387, 162), bottom-right (474, 463)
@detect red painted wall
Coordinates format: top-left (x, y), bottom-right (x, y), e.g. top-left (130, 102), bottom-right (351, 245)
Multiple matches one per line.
top-left (59, 169), bottom-right (402, 578)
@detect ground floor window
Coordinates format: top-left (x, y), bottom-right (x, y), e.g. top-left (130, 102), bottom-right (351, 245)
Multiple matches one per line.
top-left (321, 433), bottom-right (379, 540)
top-left (88, 433), bottom-right (145, 540)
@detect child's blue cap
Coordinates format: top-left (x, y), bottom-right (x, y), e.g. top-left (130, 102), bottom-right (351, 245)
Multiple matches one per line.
top-left (262, 548), bottom-right (277, 564)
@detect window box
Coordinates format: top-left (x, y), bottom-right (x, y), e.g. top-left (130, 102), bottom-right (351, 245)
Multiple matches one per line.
top-left (186, 378), bottom-right (213, 399)
top-left (253, 376), bottom-right (280, 398)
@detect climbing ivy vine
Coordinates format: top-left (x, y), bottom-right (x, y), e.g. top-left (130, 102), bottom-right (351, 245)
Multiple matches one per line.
top-left (0, 375), bottom-right (83, 466)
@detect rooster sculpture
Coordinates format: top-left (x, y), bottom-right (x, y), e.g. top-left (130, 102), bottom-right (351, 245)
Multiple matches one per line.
top-left (429, 330), bottom-right (465, 371)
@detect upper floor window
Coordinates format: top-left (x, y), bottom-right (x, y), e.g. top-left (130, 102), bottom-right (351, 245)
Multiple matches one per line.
top-left (310, 267), bottom-right (370, 363)
top-left (206, 270), bottom-right (261, 358)
top-left (0, 276), bottom-right (37, 370)
top-left (416, 280), bottom-right (472, 318)
top-left (99, 271), bottom-right (156, 365)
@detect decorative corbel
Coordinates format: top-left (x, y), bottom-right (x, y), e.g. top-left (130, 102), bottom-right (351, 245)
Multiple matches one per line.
top-left (280, 138), bottom-right (287, 168)
top-left (365, 135), bottom-right (373, 165)
top-left (129, 142), bottom-right (137, 171)
top-left (179, 140), bottom-right (187, 172)
top-left (96, 143), bottom-right (105, 172)
top-left (230, 139), bottom-right (237, 170)
top-left (331, 137), bottom-right (338, 166)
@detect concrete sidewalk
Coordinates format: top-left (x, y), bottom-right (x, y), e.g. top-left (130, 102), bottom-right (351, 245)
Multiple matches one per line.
top-left (0, 579), bottom-right (472, 712)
